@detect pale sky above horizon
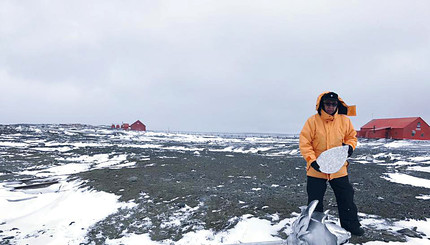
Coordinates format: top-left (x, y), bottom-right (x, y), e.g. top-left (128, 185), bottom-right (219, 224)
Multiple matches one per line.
top-left (1, 0), bottom-right (430, 133)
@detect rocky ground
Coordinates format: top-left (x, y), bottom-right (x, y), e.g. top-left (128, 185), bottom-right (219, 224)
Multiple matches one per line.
top-left (1, 126), bottom-right (428, 244)
top-left (76, 147), bottom-right (430, 244)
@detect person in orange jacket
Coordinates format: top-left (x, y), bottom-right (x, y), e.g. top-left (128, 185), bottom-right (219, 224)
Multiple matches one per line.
top-left (299, 91), bottom-right (364, 236)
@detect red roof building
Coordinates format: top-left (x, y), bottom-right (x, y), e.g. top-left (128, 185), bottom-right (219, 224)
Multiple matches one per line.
top-left (121, 123), bottom-right (130, 130)
top-left (130, 120), bottom-right (146, 131)
top-left (357, 117), bottom-right (430, 140)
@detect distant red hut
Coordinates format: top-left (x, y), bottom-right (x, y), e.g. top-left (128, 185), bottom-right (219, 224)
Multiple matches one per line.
top-left (130, 120), bottom-right (146, 131)
top-left (121, 123), bottom-right (130, 130)
top-left (357, 117), bottom-right (430, 140)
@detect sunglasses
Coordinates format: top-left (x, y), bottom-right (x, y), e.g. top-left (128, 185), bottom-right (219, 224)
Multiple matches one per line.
top-left (324, 102), bottom-right (338, 107)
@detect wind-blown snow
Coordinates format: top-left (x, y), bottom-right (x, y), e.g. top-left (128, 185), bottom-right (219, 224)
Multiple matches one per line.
top-left (0, 180), bottom-right (134, 245)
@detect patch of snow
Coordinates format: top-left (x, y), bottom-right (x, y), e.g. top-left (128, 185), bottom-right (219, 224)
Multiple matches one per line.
top-left (355, 160), bottom-right (370, 164)
top-left (407, 166), bottom-right (430, 173)
top-left (95, 154), bottom-right (127, 169)
top-left (362, 238), bottom-right (428, 245)
top-left (111, 161), bottom-right (137, 169)
top-left (372, 153), bottom-right (402, 161)
top-left (356, 215), bottom-right (430, 245)
top-left (0, 180), bottom-right (134, 245)
top-left (0, 141), bottom-right (28, 147)
top-left (383, 161), bottom-right (415, 166)
top-left (164, 146), bottom-right (205, 152)
top-left (384, 141), bottom-right (413, 148)
top-left (70, 142), bottom-right (112, 148)
top-left (105, 215), bottom-right (294, 245)
top-left (409, 156), bottom-right (430, 162)
top-left (416, 195), bottom-right (430, 200)
top-left (289, 149), bottom-right (300, 155)
top-left (24, 163), bottom-right (90, 177)
top-left (382, 173), bottom-right (430, 189)
top-left (209, 146), bottom-right (270, 154)
top-left (33, 146), bottom-right (73, 152)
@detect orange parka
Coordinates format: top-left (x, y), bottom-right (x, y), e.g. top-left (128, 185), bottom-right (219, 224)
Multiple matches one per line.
top-left (299, 92), bottom-right (358, 180)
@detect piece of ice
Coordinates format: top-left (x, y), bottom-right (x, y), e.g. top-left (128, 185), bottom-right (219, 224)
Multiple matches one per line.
top-left (317, 146), bottom-right (349, 174)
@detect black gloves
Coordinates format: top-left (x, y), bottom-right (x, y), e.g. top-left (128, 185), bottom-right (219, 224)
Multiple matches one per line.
top-left (348, 145), bottom-right (353, 157)
top-left (343, 143), bottom-right (354, 157)
top-left (310, 161), bottom-right (321, 172)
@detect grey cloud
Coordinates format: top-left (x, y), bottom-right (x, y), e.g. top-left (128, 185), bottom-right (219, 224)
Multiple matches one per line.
top-left (1, 0), bottom-right (430, 133)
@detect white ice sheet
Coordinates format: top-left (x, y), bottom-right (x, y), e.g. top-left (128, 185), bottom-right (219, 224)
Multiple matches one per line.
top-left (317, 145), bottom-right (349, 174)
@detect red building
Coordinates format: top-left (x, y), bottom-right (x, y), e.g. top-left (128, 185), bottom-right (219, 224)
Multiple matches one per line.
top-left (357, 117), bottom-right (430, 140)
top-left (121, 123), bottom-right (130, 130)
top-left (130, 120), bottom-right (146, 131)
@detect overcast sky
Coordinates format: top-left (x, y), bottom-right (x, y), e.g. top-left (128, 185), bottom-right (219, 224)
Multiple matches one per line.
top-left (1, 0), bottom-right (429, 133)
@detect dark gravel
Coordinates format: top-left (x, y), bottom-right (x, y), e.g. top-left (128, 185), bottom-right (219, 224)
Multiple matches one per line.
top-left (1, 125), bottom-right (429, 244)
top-left (76, 147), bottom-right (430, 244)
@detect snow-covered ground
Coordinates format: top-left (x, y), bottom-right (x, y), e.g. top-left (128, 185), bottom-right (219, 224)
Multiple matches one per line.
top-left (0, 125), bottom-right (429, 244)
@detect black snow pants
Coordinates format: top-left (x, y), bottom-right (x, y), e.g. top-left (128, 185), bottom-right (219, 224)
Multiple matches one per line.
top-left (307, 175), bottom-right (361, 230)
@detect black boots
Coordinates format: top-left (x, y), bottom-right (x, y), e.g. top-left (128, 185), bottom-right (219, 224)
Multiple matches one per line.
top-left (345, 226), bottom-right (365, 236)
top-left (341, 219), bottom-right (364, 236)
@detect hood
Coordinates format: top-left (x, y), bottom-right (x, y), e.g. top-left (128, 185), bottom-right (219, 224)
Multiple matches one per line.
top-left (316, 91), bottom-right (356, 116)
